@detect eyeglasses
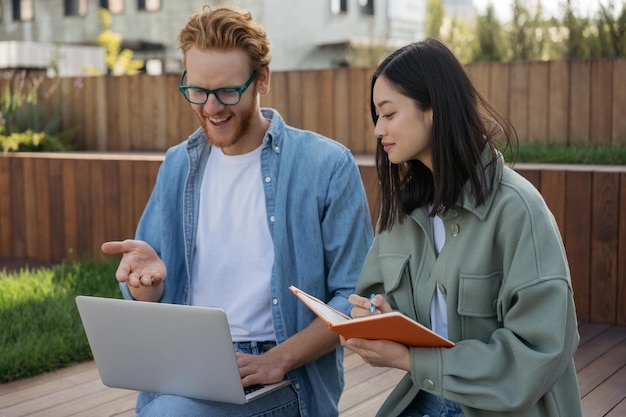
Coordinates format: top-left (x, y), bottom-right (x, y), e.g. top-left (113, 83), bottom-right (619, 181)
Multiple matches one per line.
top-left (178, 70), bottom-right (258, 106)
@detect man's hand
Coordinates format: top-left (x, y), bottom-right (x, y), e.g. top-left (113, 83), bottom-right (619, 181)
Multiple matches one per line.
top-left (101, 239), bottom-right (166, 301)
top-left (236, 348), bottom-right (289, 387)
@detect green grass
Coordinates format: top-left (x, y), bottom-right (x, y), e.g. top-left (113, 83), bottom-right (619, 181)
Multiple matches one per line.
top-left (513, 142), bottom-right (626, 165)
top-left (0, 259), bottom-right (122, 383)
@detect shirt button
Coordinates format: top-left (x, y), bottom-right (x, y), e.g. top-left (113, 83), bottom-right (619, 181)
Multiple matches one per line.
top-left (273, 146), bottom-right (280, 153)
top-left (450, 223), bottom-right (459, 237)
top-left (269, 215), bottom-right (275, 222)
top-left (294, 383), bottom-right (300, 390)
top-left (272, 298), bottom-right (279, 305)
top-left (423, 379), bottom-right (435, 390)
top-left (265, 176), bottom-right (271, 183)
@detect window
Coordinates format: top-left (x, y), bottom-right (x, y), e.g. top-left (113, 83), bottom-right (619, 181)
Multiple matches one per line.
top-left (359, 0), bottom-right (374, 15)
top-left (64, 0), bottom-right (86, 16)
top-left (12, 0), bottom-right (33, 21)
top-left (138, 0), bottom-right (160, 11)
top-left (99, 0), bottom-right (124, 14)
top-left (330, 0), bottom-right (347, 14)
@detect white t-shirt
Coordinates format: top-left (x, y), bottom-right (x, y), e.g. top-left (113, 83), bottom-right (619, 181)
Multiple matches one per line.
top-left (190, 145), bottom-right (275, 342)
top-left (430, 214), bottom-right (448, 339)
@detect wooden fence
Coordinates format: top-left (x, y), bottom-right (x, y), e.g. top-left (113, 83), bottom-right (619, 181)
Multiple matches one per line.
top-left (1, 152), bottom-right (624, 326)
top-left (2, 57), bottom-right (625, 153)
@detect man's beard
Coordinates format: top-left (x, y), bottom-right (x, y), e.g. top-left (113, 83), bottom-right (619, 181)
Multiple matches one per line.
top-left (199, 97), bottom-right (258, 150)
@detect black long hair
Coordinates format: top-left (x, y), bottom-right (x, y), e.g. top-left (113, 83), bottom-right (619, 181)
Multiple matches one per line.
top-left (371, 38), bottom-right (516, 233)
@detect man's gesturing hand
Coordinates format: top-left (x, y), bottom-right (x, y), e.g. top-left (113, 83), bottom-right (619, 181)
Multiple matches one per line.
top-left (101, 240), bottom-right (166, 301)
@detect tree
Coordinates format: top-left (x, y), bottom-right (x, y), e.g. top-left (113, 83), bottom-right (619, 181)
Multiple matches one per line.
top-left (508, 0), bottom-right (548, 60)
top-left (561, 0), bottom-right (592, 58)
top-left (426, 0), bottom-right (445, 38)
top-left (596, 0), bottom-right (626, 56)
top-left (472, 4), bottom-right (506, 61)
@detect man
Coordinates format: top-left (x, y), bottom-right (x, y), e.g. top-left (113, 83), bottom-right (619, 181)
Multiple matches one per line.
top-left (101, 4), bottom-right (373, 417)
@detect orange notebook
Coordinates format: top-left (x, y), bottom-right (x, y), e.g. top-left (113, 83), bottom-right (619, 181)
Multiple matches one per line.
top-left (289, 286), bottom-right (454, 348)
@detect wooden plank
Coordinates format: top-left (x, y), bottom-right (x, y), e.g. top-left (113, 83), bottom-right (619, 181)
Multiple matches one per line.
top-left (62, 158), bottom-right (78, 259)
top-left (140, 74), bottom-right (167, 151)
top-left (48, 158), bottom-right (66, 262)
top-left (105, 76), bottom-right (124, 151)
top-left (22, 158), bottom-right (39, 260)
top-left (88, 160), bottom-right (106, 258)
top-left (606, 398), bottom-right (626, 417)
top-left (34, 158), bottom-right (52, 262)
top-left (590, 58), bottom-right (613, 147)
top-left (269, 71), bottom-right (289, 124)
top-left (0, 157), bottom-right (12, 257)
top-left (333, 68), bottom-right (350, 147)
top-left (527, 61), bottom-right (549, 142)
top-left (612, 58), bottom-right (626, 144)
top-left (348, 67), bottom-right (367, 153)
top-left (127, 76), bottom-right (143, 150)
top-left (94, 77), bottom-right (108, 151)
top-left (578, 322), bottom-right (609, 345)
top-left (569, 59), bottom-right (592, 145)
top-left (619, 173), bottom-right (626, 327)
top-left (359, 164), bottom-right (379, 231)
top-left (574, 325), bottom-right (626, 371)
top-left (66, 77), bottom-right (86, 150)
top-left (26, 381), bottom-right (133, 417)
top-left (515, 167), bottom-right (540, 191)
top-left (131, 162), bottom-right (151, 226)
top-left (488, 62), bottom-right (510, 118)
top-left (548, 60), bottom-right (570, 144)
top-left (466, 62), bottom-right (490, 100)
top-left (301, 70), bottom-right (319, 133)
top-left (565, 171), bottom-right (592, 322)
top-left (10, 157), bottom-right (26, 259)
top-left (103, 160), bottom-right (121, 246)
top-left (539, 169), bottom-right (565, 237)
top-left (317, 69), bottom-right (335, 139)
top-left (363, 68), bottom-right (377, 155)
top-left (590, 172), bottom-right (619, 324)
top-left (118, 160), bottom-right (138, 239)
top-left (74, 159), bottom-right (91, 259)
top-left (81, 77), bottom-right (98, 150)
top-left (166, 74), bottom-right (185, 150)
top-left (287, 70), bottom-right (303, 129)
top-left (581, 363), bottom-right (626, 416)
top-left (509, 61), bottom-right (529, 142)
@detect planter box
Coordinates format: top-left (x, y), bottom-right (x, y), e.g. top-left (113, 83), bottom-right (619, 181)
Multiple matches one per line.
top-left (1, 152), bottom-right (624, 326)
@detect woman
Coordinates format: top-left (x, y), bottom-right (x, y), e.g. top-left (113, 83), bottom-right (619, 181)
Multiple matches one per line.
top-left (341, 38), bottom-right (582, 417)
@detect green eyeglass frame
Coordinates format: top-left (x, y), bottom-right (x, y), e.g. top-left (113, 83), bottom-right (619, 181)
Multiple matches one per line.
top-left (178, 70), bottom-right (258, 106)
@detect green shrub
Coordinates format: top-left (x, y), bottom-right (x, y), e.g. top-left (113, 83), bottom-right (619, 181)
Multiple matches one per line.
top-left (0, 72), bottom-right (76, 153)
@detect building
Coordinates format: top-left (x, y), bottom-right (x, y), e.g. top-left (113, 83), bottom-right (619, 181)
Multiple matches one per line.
top-left (441, 0), bottom-right (476, 18)
top-left (0, 0), bottom-right (428, 76)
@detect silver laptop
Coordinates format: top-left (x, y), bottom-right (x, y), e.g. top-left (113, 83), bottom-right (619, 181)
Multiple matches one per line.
top-left (75, 295), bottom-right (291, 404)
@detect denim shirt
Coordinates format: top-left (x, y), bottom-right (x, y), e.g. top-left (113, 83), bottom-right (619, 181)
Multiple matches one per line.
top-left (121, 109), bottom-right (373, 417)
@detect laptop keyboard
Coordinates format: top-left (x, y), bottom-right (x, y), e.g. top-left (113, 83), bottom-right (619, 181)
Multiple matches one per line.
top-left (244, 384), bottom-right (265, 395)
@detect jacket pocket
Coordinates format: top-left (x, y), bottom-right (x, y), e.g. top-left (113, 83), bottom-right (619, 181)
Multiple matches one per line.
top-left (379, 253), bottom-right (411, 293)
top-left (457, 271), bottom-right (502, 318)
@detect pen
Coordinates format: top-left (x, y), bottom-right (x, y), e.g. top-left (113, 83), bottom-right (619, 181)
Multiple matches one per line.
top-left (369, 294), bottom-right (376, 313)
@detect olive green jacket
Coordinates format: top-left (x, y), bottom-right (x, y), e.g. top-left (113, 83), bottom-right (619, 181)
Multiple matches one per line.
top-left (356, 152), bottom-right (582, 417)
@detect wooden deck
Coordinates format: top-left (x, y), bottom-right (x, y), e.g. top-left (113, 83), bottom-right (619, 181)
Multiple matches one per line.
top-left (1, 322), bottom-right (624, 417)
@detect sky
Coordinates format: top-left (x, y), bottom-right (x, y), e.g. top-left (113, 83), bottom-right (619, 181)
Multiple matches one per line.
top-left (472, 0), bottom-right (605, 21)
